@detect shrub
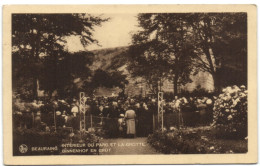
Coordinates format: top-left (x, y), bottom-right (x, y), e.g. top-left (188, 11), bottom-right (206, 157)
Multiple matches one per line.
top-left (212, 85), bottom-right (247, 139)
top-left (147, 129), bottom-right (214, 154)
top-left (147, 127), bottom-right (247, 154)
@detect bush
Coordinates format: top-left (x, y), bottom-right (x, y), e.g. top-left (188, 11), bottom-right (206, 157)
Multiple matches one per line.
top-left (212, 85), bottom-right (247, 139)
top-left (147, 129), bottom-right (214, 154)
top-left (147, 127), bottom-right (248, 154)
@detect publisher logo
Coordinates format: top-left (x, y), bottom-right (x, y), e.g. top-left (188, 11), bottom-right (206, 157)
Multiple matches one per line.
top-left (19, 144), bottom-right (28, 153)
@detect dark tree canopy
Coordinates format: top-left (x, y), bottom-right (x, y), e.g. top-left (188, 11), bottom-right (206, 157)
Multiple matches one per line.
top-left (39, 51), bottom-right (95, 99)
top-left (128, 13), bottom-right (197, 95)
top-left (12, 13), bottom-right (247, 100)
top-left (12, 14), bottom-right (106, 47)
top-left (12, 14), bottom-right (108, 100)
top-left (186, 13), bottom-right (247, 90)
top-left (89, 69), bottom-right (128, 90)
top-left (128, 13), bottom-right (247, 95)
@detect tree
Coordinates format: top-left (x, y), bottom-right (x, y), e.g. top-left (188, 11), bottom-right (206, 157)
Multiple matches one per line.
top-left (12, 14), bottom-right (108, 100)
top-left (39, 51), bottom-right (94, 99)
top-left (128, 40), bottom-right (170, 94)
top-left (129, 13), bottom-right (247, 95)
top-left (86, 69), bottom-right (128, 95)
top-left (128, 13), bottom-right (196, 96)
top-left (187, 13), bottom-right (247, 91)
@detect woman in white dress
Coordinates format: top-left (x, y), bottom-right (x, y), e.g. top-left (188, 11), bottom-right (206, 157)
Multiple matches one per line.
top-left (124, 105), bottom-right (136, 138)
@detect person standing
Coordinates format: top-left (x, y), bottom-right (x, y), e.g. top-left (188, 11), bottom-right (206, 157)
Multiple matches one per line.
top-left (71, 103), bottom-right (79, 117)
top-left (61, 111), bottom-right (68, 127)
top-left (55, 111), bottom-right (62, 128)
top-left (118, 114), bottom-right (125, 137)
top-left (124, 105), bottom-right (136, 138)
top-left (135, 102), bottom-right (141, 137)
top-left (34, 111), bottom-right (42, 130)
top-left (71, 102), bottom-right (79, 130)
top-left (107, 103), bottom-right (119, 138)
top-left (141, 102), bottom-right (153, 136)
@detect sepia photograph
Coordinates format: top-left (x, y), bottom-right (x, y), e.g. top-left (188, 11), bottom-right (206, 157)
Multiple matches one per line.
top-left (3, 5), bottom-right (257, 165)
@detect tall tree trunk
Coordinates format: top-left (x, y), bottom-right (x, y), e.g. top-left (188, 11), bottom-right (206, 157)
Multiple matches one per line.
top-left (202, 19), bottom-right (220, 92)
top-left (32, 77), bottom-right (38, 100)
top-left (173, 70), bottom-right (179, 97)
top-left (155, 81), bottom-right (159, 95)
top-left (211, 70), bottom-right (221, 93)
top-left (31, 31), bottom-right (38, 100)
top-left (31, 29), bottom-right (40, 100)
top-left (173, 56), bottom-right (180, 97)
top-left (48, 90), bottom-right (54, 100)
top-left (159, 78), bottom-right (162, 92)
top-left (204, 46), bottom-right (221, 92)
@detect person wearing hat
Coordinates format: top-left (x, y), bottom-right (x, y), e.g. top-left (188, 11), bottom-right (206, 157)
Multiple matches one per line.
top-left (135, 102), bottom-right (142, 137)
top-left (71, 102), bottom-right (80, 130)
top-left (61, 111), bottom-right (68, 127)
top-left (124, 104), bottom-right (136, 138)
top-left (71, 103), bottom-right (79, 117)
top-left (118, 114), bottom-right (126, 137)
top-left (22, 109), bottom-right (33, 129)
top-left (102, 104), bottom-right (110, 117)
top-left (55, 111), bottom-right (63, 128)
top-left (34, 111), bottom-right (42, 129)
top-left (107, 102), bottom-right (119, 138)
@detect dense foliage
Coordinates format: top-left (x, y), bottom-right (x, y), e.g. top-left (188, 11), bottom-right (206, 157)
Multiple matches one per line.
top-left (212, 85), bottom-right (247, 139)
top-left (148, 127), bottom-right (247, 154)
top-left (148, 129), bottom-right (211, 154)
top-left (12, 14), bottom-right (108, 100)
top-left (128, 13), bottom-right (247, 95)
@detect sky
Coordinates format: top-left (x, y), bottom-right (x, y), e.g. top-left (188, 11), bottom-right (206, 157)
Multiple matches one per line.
top-left (66, 13), bottom-right (140, 52)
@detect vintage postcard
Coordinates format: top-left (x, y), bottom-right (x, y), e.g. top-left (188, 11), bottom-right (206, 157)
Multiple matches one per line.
top-left (3, 4), bottom-right (257, 165)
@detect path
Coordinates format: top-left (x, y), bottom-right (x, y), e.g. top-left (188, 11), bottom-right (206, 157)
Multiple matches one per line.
top-left (98, 137), bottom-right (159, 155)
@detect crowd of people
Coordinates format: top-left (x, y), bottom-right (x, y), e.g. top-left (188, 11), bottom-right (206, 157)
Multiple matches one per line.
top-left (13, 94), bottom-right (214, 138)
top-left (71, 96), bottom-right (157, 138)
